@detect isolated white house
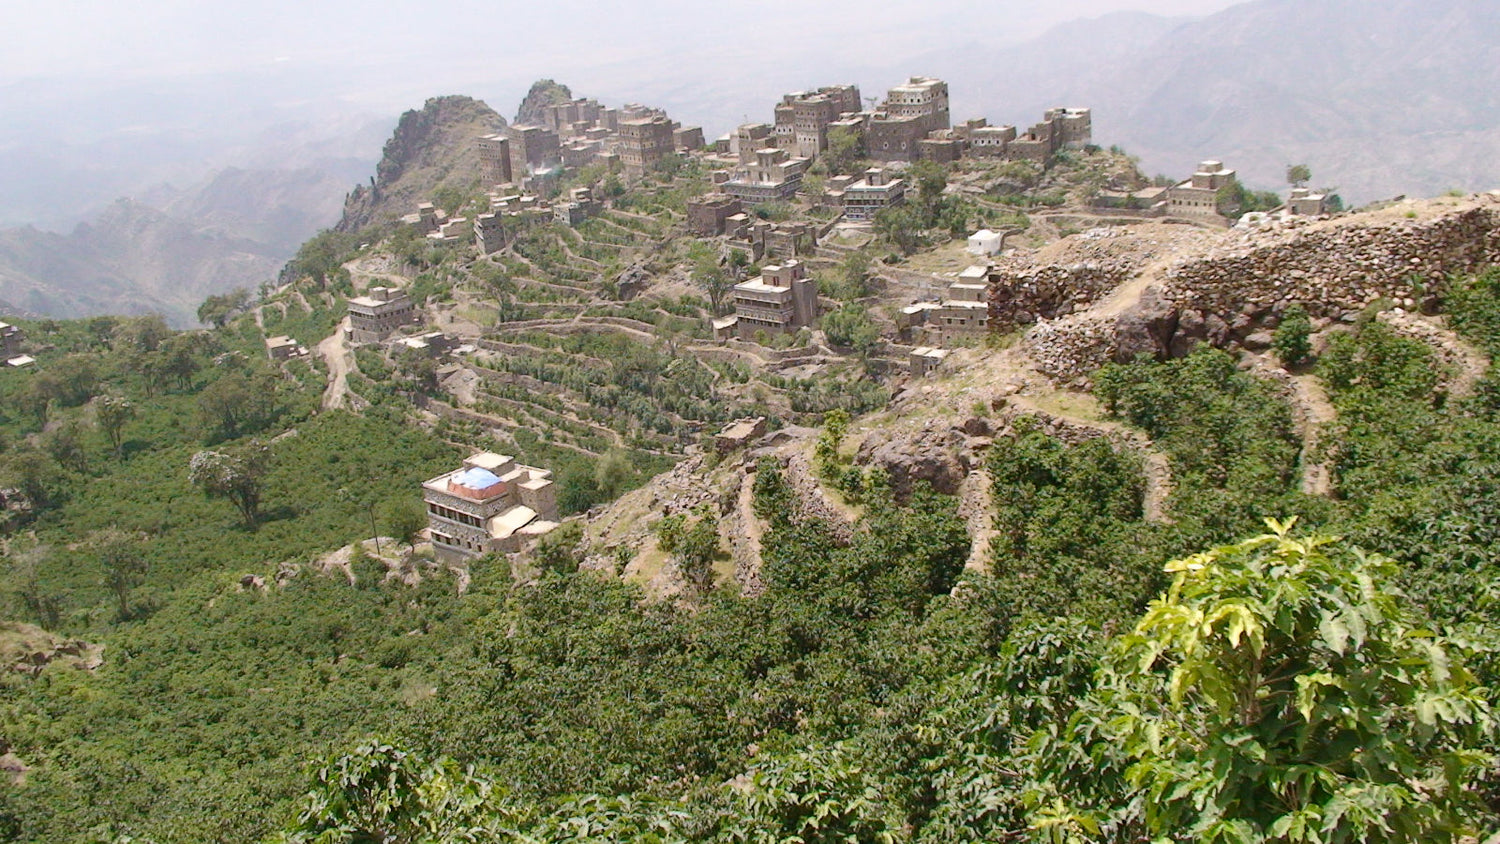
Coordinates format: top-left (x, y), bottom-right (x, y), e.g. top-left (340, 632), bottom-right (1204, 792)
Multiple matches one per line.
top-left (967, 229), bottom-right (1004, 256)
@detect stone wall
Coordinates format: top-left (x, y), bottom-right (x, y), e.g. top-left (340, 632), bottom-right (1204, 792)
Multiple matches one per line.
top-left (1020, 201), bottom-right (1500, 380)
top-left (1161, 206), bottom-right (1500, 319)
top-left (988, 261), bottom-right (1133, 331)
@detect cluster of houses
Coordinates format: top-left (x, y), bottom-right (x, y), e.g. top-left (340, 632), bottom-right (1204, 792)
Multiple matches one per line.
top-left (1096, 159), bottom-right (1333, 227)
top-left (402, 184), bottom-right (604, 254)
top-left (477, 97), bottom-right (703, 191)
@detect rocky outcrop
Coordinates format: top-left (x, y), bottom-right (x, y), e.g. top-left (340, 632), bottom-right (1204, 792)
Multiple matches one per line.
top-left (337, 96), bottom-right (506, 233)
top-left (514, 79), bottom-right (575, 126)
top-left (0, 622), bottom-right (103, 675)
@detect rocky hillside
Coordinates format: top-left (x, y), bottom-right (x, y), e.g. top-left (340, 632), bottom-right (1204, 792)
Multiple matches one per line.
top-left (336, 95), bottom-right (507, 233)
top-left (514, 79), bottom-right (575, 126)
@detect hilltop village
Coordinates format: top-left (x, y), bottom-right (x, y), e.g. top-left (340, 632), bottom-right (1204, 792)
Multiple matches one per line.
top-left (311, 76), bottom-right (1338, 561)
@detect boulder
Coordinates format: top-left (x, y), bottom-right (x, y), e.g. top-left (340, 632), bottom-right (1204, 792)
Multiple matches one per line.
top-left (1113, 287), bottom-right (1177, 361)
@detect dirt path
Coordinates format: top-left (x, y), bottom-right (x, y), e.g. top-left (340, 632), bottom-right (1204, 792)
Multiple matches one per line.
top-left (1288, 374), bottom-right (1337, 497)
top-left (1244, 353), bottom-right (1337, 497)
top-left (1141, 451), bottom-right (1175, 522)
top-left (317, 318), bottom-right (355, 411)
top-left (957, 469), bottom-right (995, 572)
top-left (732, 472), bottom-right (767, 594)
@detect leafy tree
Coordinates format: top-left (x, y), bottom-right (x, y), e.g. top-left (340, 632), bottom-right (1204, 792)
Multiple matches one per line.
top-left (693, 255), bottom-right (733, 316)
top-left (908, 159), bottom-right (950, 226)
top-left (874, 205), bottom-right (923, 256)
top-left (197, 373), bottom-right (279, 442)
top-left (382, 500), bottom-right (428, 558)
top-left (1287, 163), bottom-right (1312, 188)
top-left (824, 126), bottom-right (866, 176)
top-left (1273, 303), bottom-right (1313, 367)
top-left (291, 229), bottom-right (361, 289)
top-left (197, 288), bottom-right (252, 328)
top-left (112, 314), bottom-right (172, 353)
top-left (532, 520), bottom-right (583, 575)
top-left (41, 417), bottom-right (89, 474)
top-left (93, 393), bottom-right (137, 458)
top-left (593, 449), bottom-right (634, 500)
top-left (278, 740), bottom-right (514, 843)
top-left (732, 744), bottom-right (899, 843)
top-left (189, 441), bottom-right (271, 528)
top-left (821, 303), bottom-right (880, 354)
top-left (0, 447), bottom-right (54, 512)
top-left (91, 527), bottom-right (148, 620)
top-left (8, 540), bottom-right (61, 629)
top-left (1031, 520), bottom-right (1495, 842)
top-left (673, 514), bottom-right (721, 591)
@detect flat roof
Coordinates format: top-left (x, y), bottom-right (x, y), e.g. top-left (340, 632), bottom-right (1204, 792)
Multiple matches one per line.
top-left (348, 295), bottom-right (406, 308)
top-left (734, 278), bottom-right (792, 293)
top-left (488, 505), bottom-right (539, 540)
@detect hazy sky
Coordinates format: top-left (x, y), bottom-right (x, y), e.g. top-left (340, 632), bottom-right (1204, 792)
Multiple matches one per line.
top-left (2, 0), bottom-right (1247, 82)
top-left (0, 0), bottom-right (1251, 227)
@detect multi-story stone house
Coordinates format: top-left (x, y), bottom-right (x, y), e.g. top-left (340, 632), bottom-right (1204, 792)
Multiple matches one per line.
top-left (423, 452), bottom-right (559, 563)
top-left (346, 287), bottom-right (419, 344)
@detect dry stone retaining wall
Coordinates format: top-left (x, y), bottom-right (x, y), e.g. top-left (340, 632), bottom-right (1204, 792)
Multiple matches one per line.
top-left (989, 262), bottom-right (1132, 330)
top-left (1020, 202), bottom-right (1500, 380)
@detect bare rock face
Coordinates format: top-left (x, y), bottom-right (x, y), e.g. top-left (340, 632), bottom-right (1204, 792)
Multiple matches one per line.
top-left (1113, 286), bottom-right (1177, 361)
top-left (514, 79), bottom-right (575, 126)
top-left (337, 95), bottom-right (507, 233)
top-left (856, 424), bottom-right (967, 498)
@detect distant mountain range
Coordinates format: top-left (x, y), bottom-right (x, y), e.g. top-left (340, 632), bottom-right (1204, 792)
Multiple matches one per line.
top-left (928, 0), bottom-right (1500, 203)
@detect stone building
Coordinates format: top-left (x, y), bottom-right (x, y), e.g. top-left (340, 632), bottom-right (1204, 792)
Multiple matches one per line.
top-left (552, 187), bottom-right (601, 226)
top-left (841, 167), bottom-right (906, 221)
top-left (909, 346), bottom-right (949, 377)
top-left (477, 133), bottom-right (514, 187)
top-left (539, 97), bottom-right (606, 137)
top-left (866, 76), bottom-right (950, 162)
top-left (967, 229), bottom-right (1004, 256)
top-left (506, 124), bottom-right (562, 178)
top-left (0, 321), bottom-right (22, 358)
top-left (882, 77), bottom-right (949, 127)
top-left (898, 265), bottom-right (991, 343)
top-left (346, 287), bottom-right (419, 344)
top-left (264, 335), bottom-right (306, 361)
top-left (727, 259), bottom-right (819, 339)
top-left (715, 417), bottom-right (767, 454)
top-left (956, 119), bottom-right (1019, 158)
top-left (772, 85), bottom-right (861, 158)
top-left (619, 115), bottom-right (677, 179)
top-left (733, 123), bottom-right (774, 164)
top-left (1167, 160), bottom-right (1238, 223)
top-left (422, 452), bottom-right (559, 563)
top-left (686, 194), bottom-right (744, 236)
top-left (673, 126), bottom-right (705, 151)
top-left (1285, 187), bottom-right (1331, 217)
top-left (721, 148), bottom-right (809, 203)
